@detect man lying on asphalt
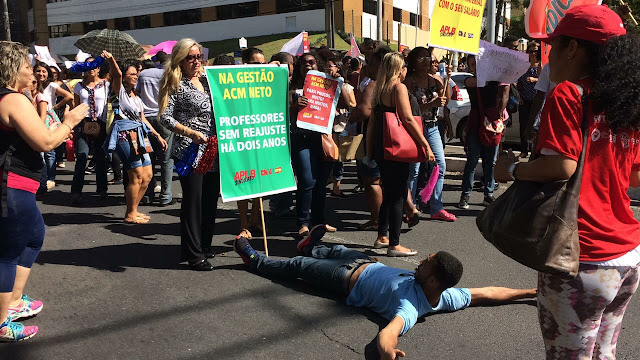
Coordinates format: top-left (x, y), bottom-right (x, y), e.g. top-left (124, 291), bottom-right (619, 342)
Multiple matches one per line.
top-left (233, 225), bottom-right (536, 360)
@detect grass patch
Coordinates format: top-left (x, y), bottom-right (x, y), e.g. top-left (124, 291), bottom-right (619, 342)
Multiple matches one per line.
top-left (201, 32), bottom-right (351, 61)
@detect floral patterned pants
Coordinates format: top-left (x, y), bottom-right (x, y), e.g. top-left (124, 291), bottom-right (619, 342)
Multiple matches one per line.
top-left (537, 263), bottom-right (639, 359)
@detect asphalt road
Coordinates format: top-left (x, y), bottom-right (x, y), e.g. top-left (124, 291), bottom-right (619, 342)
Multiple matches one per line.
top-left (2, 161), bottom-right (639, 360)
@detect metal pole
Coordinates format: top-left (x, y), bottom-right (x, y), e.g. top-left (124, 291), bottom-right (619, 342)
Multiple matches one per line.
top-left (486, 0), bottom-right (496, 43)
top-left (1, 0), bottom-right (10, 41)
top-left (328, 0), bottom-right (335, 48)
top-left (377, 0), bottom-right (383, 41)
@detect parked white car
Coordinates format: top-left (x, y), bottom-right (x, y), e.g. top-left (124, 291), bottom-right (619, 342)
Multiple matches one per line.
top-left (447, 72), bottom-right (521, 145)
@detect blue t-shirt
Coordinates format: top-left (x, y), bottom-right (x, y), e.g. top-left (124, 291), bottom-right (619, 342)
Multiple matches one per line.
top-left (346, 263), bottom-right (471, 335)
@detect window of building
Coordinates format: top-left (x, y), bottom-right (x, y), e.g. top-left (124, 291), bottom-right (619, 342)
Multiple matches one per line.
top-left (134, 15), bottom-right (151, 29)
top-left (363, 0), bottom-right (377, 15)
top-left (276, 0), bottom-right (324, 14)
top-left (217, 2), bottom-right (259, 20)
top-left (164, 9), bottom-right (202, 26)
top-left (84, 20), bottom-right (107, 32)
top-left (409, 13), bottom-right (417, 27)
top-left (393, 7), bottom-right (402, 22)
top-left (49, 24), bottom-right (71, 38)
top-left (114, 17), bottom-right (131, 30)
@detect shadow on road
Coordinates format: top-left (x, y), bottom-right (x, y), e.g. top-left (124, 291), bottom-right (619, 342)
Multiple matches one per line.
top-left (43, 212), bottom-right (120, 226)
top-left (36, 243), bottom-right (184, 271)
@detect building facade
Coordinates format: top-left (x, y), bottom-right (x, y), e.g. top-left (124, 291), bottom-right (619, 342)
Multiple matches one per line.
top-left (19, 0), bottom-right (430, 55)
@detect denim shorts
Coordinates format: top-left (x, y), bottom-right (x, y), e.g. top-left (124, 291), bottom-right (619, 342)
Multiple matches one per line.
top-left (115, 134), bottom-right (152, 171)
top-left (357, 159), bottom-right (381, 179)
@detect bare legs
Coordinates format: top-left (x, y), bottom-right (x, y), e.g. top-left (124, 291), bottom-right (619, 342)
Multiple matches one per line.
top-left (124, 165), bottom-right (152, 223)
top-left (238, 199), bottom-right (262, 238)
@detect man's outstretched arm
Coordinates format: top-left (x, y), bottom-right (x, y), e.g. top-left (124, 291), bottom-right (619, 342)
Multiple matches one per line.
top-left (469, 287), bottom-right (537, 306)
top-left (377, 316), bottom-right (406, 360)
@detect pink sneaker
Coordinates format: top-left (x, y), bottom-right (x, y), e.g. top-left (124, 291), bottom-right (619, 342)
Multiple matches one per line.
top-left (0, 321), bottom-right (38, 342)
top-left (8, 295), bottom-right (43, 321)
top-left (431, 209), bottom-right (457, 222)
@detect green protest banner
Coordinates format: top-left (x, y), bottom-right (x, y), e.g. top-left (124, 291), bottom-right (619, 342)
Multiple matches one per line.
top-left (205, 65), bottom-right (296, 203)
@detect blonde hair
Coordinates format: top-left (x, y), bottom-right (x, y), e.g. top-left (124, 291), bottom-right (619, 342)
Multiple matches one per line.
top-left (373, 52), bottom-right (405, 106)
top-left (0, 41), bottom-right (29, 88)
top-left (158, 38), bottom-right (203, 115)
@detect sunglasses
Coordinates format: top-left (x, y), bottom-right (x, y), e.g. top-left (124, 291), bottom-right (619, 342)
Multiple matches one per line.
top-left (303, 59), bottom-right (317, 65)
top-left (247, 61), bottom-right (265, 64)
top-left (185, 54), bottom-right (203, 62)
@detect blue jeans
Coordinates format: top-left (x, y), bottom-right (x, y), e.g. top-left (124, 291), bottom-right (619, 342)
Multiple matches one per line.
top-left (114, 137), bottom-right (152, 171)
top-left (291, 132), bottom-right (333, 227)
top-left (408, 162), bottom-right (420, 206)
top-left (461, 131), bottom-right (498, 197)
top-left (145, 116), bottom-right (175, 204)
top-left (0, 189), bottom-right (45, 292)
top-left (250, 245), bottom-right (371, 294)
top-left (43, 150), bottom-right (56, 182)
top-left (71, 120), bottom-right (108, 194)
top-left (409, 126), bottom-right (446, 213)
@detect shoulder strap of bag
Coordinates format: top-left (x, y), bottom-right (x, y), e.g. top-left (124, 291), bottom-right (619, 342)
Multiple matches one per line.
top-left (565, 82), bottom-right (589, 194)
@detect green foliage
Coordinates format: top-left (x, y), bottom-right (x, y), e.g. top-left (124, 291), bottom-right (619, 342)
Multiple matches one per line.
top-left (506, 15), bottom-right (527, 40)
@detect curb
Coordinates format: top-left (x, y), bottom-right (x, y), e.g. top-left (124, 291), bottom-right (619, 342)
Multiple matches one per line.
top-left (445, 156), bottom-right (484, 178)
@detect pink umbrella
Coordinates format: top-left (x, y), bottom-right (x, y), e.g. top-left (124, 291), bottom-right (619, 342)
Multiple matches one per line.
top-left (147, 41), bottom-right (177, 56)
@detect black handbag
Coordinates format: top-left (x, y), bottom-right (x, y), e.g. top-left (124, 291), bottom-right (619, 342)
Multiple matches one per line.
top-left (83, 120), bottom-right (101, 139)
top-left (476, 83), bottom-right (588, 278)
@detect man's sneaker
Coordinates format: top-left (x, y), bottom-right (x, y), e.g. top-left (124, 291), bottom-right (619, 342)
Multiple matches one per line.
top-left (296, 224), bottom-right (328, 256)
top-left (234, 236), bottom-right (260, 265)
top-left (483, 195), bottom-right (496, 206)
top-left (7, 295), bottom-right (43, 321)
top-left (456, 195), bottom-right (470, 210)
top-left (0, 321), bottom-right (38, 342)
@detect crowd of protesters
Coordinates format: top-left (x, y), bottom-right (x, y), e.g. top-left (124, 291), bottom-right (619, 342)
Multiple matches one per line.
top-left (0, 4), bottom-right (639, 360)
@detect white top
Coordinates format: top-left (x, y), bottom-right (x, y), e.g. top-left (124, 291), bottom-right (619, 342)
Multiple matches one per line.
top-left (533, 64), bottom-right (557, 131)
top-left (74, 80), bottom-right (110, 122)
top-left (136, 67), bottom-right (163, 117)
top-left (40, 82), bottom-right (58, 111)
top-left (119, 85), bottom-right (144, 121)
top-left (535, 64), bottom-right (557, 93)
top-left (359, 76), bottom-right (372, 93)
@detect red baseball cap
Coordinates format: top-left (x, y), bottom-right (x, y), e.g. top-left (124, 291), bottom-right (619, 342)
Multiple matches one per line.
top-left (531, 4), bottom-right (626, 45)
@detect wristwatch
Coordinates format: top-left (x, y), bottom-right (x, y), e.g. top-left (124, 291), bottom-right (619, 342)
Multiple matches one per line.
top-left (508, 162), bottom-right (519, 180)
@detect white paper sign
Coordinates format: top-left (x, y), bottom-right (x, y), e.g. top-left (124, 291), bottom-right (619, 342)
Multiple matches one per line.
top-left (34, 45), bottom-right (61, 71)
top-left (76, 49), bottom-right (91, 62)
top-left (476, 40), bottom-right (530, 87)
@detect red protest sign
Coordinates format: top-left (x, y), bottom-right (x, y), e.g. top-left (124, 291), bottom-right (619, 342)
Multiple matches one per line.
top-left (525, 0), bottom-right (602, 64)
top-left (296, 70), bottom-right (343, 134)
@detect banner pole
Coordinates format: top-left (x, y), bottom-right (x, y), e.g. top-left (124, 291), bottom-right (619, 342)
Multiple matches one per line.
top-left (259, 197), bottom-right (269, 256)
top-left (619, 0), bottom-right (638, 26)
top-left (442, 51), bottom-right (453, 98)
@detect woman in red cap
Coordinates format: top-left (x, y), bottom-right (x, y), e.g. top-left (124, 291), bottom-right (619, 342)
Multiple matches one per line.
top-left (495, 5), bottom-right (640, 359)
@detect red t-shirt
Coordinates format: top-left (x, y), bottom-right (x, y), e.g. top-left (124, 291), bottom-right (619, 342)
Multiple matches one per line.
top-left (537, 78), bottom-right (640, 261)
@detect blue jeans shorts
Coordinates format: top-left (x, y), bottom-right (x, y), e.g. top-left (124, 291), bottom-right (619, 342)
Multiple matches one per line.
top-left (357, 159), bottom-right (381, 179)
top-left (115, 133), bottom-right (152, 171)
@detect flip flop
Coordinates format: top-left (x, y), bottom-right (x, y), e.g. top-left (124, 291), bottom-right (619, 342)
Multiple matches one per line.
top-left (124, 217), bottom-right (149, 224)
top-left (136, 213), bottom-right (150, 220)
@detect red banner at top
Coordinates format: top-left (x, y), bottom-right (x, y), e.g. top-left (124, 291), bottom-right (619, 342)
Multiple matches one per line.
top-left (525, 0), bottom-right (602, 64)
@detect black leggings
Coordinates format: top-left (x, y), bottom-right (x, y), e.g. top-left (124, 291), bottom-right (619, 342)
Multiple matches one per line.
top-left (378, 160), bottom-right (410, 247)
top-left (178, 171), bottom-right (220, 263)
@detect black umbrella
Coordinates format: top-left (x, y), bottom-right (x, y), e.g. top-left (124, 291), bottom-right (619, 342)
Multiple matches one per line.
top-left (74, 29), bottom-right (146, 60)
